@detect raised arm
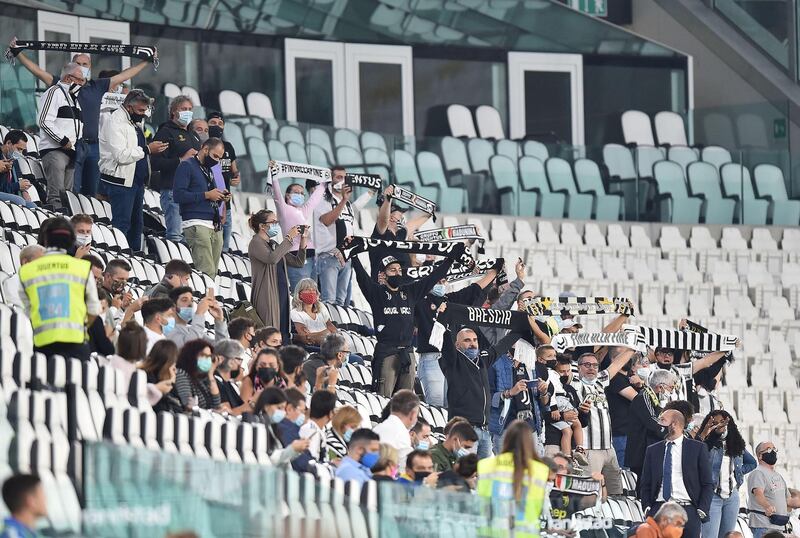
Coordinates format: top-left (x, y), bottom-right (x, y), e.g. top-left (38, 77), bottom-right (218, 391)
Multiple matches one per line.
top-left (405, 212), bottom-right (431, 237)
top-left (109, 60), bottom-right (151, 89)
top-left (691, 351), bottom-right (728, 374)
top-left (376, 186), bottom-right (394, 234)
top-left (319, 188), bottom-right (349, 227)
top-left (409, 250), bottom-right (462, 302)
top-left (14, 48), bottom-right (55, 86)
top-left (248, 230), bottom-right (297, 265)
top-left (527, 316), bottom-right (551, 345)
top-left (302, 180), bottom-right (328, 216)
top-left (352, 189), bottom-right (375, 211)
top-left (603, 347), bottom-right (635, 380)
top-left (351, 254), bottom-right (381, 304)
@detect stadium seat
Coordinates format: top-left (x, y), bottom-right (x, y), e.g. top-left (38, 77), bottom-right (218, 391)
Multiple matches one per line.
top-left (246, 92), bottom-right (275, 120)
top-left (440, 137), bottom-right (474, 177)
top-left (361, 131), bottom-right (387, 153)
top-left (573, 159), bottom-right (622, 220)
top-left (446, 104), bottom-right (477, 138)
top-left (307, 128), bottom-right (335, 164)
top-left (163, 82), bottom-right (181, 100)
top-left (496, 140), bottom-right (520, 169)
top-left (667, 146), bottom-right (698, 175)
top-left (652, 161), bottom-right (702, 223)
top-left (467, 138), bottom-right (494, 174)
top-left (392, 149), bottom-right (440, 204)
top-left (720, 164), bottom-right (769, 225)
top-left (218, 90), bottom-right (247, 116)
top-left (518, 156), bottom-right (566, 219)
top-left (621, 110), bottom-right (655, 146)
top-left (416, 151), bottom-right (467, 213)
top-left (522, 140), bottom-right (548, 162)
top-left (278, 125), bottom-right (305, 147)
top-left (488, 155), bottom-right (518, 215)
top-left (475, 105), bottom-right (505, 140)
top-left (686, 162), bottom-right (736, 224)
top-left (654, 111), bottom-right (688, 146)
top-left (334, 129), bottom-right (361, 150)
top-left (753, 164), bottom-right (800, 225)
top-left (701, 146), bottom-right (732, 172)
top-left (544, 158), bottom-right (594, 220)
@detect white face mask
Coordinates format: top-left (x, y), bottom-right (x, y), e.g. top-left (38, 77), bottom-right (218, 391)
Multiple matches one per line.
top-left (80, 66), bottom-right (91, 80)
top-left (75, 233), bottom-right (92, 247)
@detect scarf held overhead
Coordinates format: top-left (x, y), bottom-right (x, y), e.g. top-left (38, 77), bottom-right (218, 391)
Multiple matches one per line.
top-left (338, 236), bottom-right (473, 267)
top-left (345, 173), bottom-right (382, 190)
top-left (550, 331), bottom-right (639, 354)
top-left (414, 224), bottom-right (482, 244)
top-left (523, 296), bottom-right (635, 317)
top-left (6, 40), bottom-right (158, 68)
top-left (268, 160), bottom-right (332, 187)
top-left (391, 184), bottom-right (437, 222)
top-left (406, 257), bottom-right (504, 282)
top-left (624, 324), bottom-right (739, 352)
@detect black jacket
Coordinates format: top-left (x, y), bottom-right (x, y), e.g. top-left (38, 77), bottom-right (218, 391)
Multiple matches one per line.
top-left (543, 382), bottom-right (589, 447)
top-left (415, 283), bottom-right (486, 355)
top-left (150, 120), bottom-right (201, 190)
top-left (625, 389), bottom-right (666, 475)
top-left (640, 438), bottom-right (713, 516)
top-left (440, 328), bottom-right (520, 427)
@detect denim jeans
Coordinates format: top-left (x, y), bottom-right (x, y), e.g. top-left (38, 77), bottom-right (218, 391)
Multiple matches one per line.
top-left (316, 253), bottom-right (351, 306)
top-left (0, 191), bottom-right (36, 208)
top-left (612, 434), bottom-right (627, 469)
top-left (702, 492), bottom-right (741, 538)
top-left (73, 140), bottom-right (100, 196)
top-left (106, 180), bottom-right (145, 251)
top-left (159, 189), bottom-right (183, 242)
top-left (751, 528), bottom-right (768, 538)
top-left (222, 207), bottom-right (232, 252)
top-left (286, 255), bottom-right (313, 293)
top-left (474, 426), bottom-right (493, 459)
top-left (417, 352), bottom-right (447, 407)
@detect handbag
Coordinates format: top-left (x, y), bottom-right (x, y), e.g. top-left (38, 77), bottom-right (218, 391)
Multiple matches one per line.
top-left (750, 510), bottom-right (791, 526)
top-left (230, 300), bottom-right (264, 329)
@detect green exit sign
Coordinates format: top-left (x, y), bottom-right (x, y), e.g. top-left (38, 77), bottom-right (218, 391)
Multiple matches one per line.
top-left (575, 0), bottom-right (608, 16)
top-left (774, 118), bottom-right (787, 139)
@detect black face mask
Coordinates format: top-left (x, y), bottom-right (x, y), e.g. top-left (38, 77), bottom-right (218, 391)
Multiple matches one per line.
top-left (413, 471), bottom-right (430, 484)
top-left (656, 362), bottom-right (672, 370)
top-left (203, 155), bottom-right (219, 168)
top-left (129, 110), bottom-right (146, 123)
top-left (545, 359), bottom-right (557, 369)
top-left (386, 275), bottom-right (403, 289)
top-left (229, 368), bottom-right (241, 379)
top-left (761, 451), bottom-right (777, 465)
top-left (208, 125), bottom-right (224, 139)
top-left (257, 367), bottom-right (277, 384)
top-left (559, 375), bottom-right (570, 386)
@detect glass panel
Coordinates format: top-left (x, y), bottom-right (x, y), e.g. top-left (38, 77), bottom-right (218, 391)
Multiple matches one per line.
top-left (89, 37), bottom-right (123, 75)
top-left (44, 30), bottom-right (74, 79)
top-left (524, 71), bottom-right (572, 143)
top-left (0, 4), bottom-right (37, 129)
top-left (359, 62), bottom-right (403, 134)
top-left (296, 58), bottom-right (334, 126)
top-left (714, 0), bottom-right (790, 70)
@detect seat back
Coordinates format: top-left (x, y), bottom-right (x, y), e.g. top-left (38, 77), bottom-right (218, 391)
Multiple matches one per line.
top-left (307, 128), bottom-right (334, 162)
top-left (336, 146), bottom-right (365, 173)
top-left (441, 136), bottom-right (472, 174)
top-left (225, 123), bottom-right (246, 157)
top-left (654, 160), bottom-right (689, 197)
top-left (753, 163), bottom-right (788, 200)
top-left (687, 161), bottom-right (723, 198)
top-left (489, 155), bottom-right (518, 191)
top-left (334, 129), bottom-right (360, 150)
top-left (278, 125), bottom-right (305, 146)
top-left (654, 111), bottom-right (688, 146)
top-left (307, 144), bottom-right (330, 168)
top-left (218, 90), bottom-right (246, 116)
top-left (393, 150), bottom-right (422, 186)
top-left (545, 158), bottom-right (577, 194)
top-left (163, 83), bottom-right (181, 100)
top-left (621, 110), bottom-right (655, 145)
top-left (522, 140), bottom-right (548, 161)
top-left (701, 145), bottom-right (732, 172)
top-left (247, 138), bottom-right (270, 174)
top-left (267, 140), bottom-right (289, 162)
top-left (574, 158), bottom-right (605, 194)
top-left (467, 138), bottom-right (494, 173)
top-left (360, 131), bottom-right (387, 152)
top-left (181, 86), bottom-right (202, 106)
top-left (667, 146), bottom-right (698, 175)
top-left (602, 144), bottom-right (636, 180)
top-left (721, 163), bottom-right (755, 200)
top-left (635, 146), bottom-right (664, 178)
top-left (246, 92), bottom-right (275, 120)
top-left (475, 105), bottom-right (505, 139)
top-left (286, 141), bottom-right (308, 164)
top-left (446, 104), bottom-right (477, 138)
top-left (416, 151), bottom-right (447, 183)
top-left (496, 139), bottom-right (519, 168)
top-left (519, 156), bottom-right (547, 191)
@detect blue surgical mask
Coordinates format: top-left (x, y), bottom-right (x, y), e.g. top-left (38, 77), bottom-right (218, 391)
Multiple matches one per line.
top-left (416, 441), bottom-right (430, 451)
top-left (463, 347), bottom-right (479, 361)
top-left (267, 224), bottom-right (281, 238)
top-left (197, 355), bottom-right (213, 373)
top-left (456, 446), bottom-right (470, 459)
top-left (8, 150), bottom-right (22, 161)
top-left (177, 110), bottom-right (194, 125)
top-left (162, 316), bottom-right (176, 335)
top-left (431, 284), bottom-right (446, 297)
top-left (294, 415), bottom-right (305, 427)
top-left (270, 409), bottom-right (286, 424)
top-left (80, 66), bottom-right (91, 80)
top-left (361, 451), bottom-right (380, 469)
top-left (289, 193), bottom-right (304, 206)
top-left (344, 428), bottom-right (354, 443)
top-left (178, 305), bottom-right (195, 322)
top-left (341, 352), bottom-right (351, 364)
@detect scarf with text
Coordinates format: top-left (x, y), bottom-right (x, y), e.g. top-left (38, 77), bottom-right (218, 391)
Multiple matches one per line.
top-left (550, 331), bottom-right (639, 354)
top-left (268, 160), bottom-right (331, 186)
top-left (406, 256), bottom-right (504, 283)
top-left (391, 184), bottom-right (437, 222)
top-left (430, 303), bottom-right (526, 352)
top-left (553, 474), bottom-right (602, 497)
top-left (338, 236), bottom-right (472, 267)
top-left (6, 40), bottom-right (158, 68)
top-left (414, 224), bottom-right (482, 244)
top-left (623, 324), bottom-right (739, 352)
top-left (345, 173), bottom-right (382, 190)
top-left (523, 296), bottom-right (635, 317)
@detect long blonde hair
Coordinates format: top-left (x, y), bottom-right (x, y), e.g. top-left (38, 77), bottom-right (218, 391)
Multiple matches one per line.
top-left (501, 420), bottom-right (541, 502)
top-left (292, 278), bottom-right (322, 313)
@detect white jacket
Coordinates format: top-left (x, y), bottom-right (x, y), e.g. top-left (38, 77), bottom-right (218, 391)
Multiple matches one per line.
top-left (99, 106), bottom-right (148, 188)
top-left (37, 82), bottom-right (83, 152)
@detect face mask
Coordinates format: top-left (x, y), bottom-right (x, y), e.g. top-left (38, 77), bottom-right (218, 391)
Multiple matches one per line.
top-left (413, 471), bottom-right (431, 484)
top-left (257, 367), bottom-right (277, 384)
top-left (657, 362), bottom-right (672, 370)
top-left (114, 85), bottom-right (124, 94)
top-left (361, 451), bottom-right (380, 469)
top-left (69, 83), bottom-right (82, 96)
top-left (456, 445), bottom-right (470, 459)
top-left (344, 428), bottom-right (354, 443)
top-left (431, 284), bottom-right (446, 297)
top-left (761, 451), bottom-right (777, 465)
top-left (203, 155), bottom-right (218, 168)
top-left (340, 352), bottom-right (350, 365)
top-left (658, 395), bottom-right (670, 406)
top-left (463, 347), bottom-right (480, 361)
top-left (9, 150), bottom-right (23, 161)
top-left (270, 409), bottom-right (286, 424)
top-left (177, 110), bottom-right (194, 125)
top-left (545, 359), bottom-right (557, 369)
top-left (661, 525), bottom-right (684, 538)
top-left (80, 66), bottom-right (91, 80)
top-left (636, 368), bottom-right (650, 380)
top-left (229, 368), bottom-right (241, 379)
top-left (332, 182), bottom-right (343, 192)
top-left (581, 376), bottom-right (597, 385)
top-left (294, 414), bottom-right (306, 427)
top-left (298, 290), bottom-right (318, 305)
top-left (559, 374), bottom-right (570, 386)
top-left (75, 233), bottom-right (92, 247)
top-left (197, 355), bottom-right (213, 373)
top-left (386, 275), bottom-right (403, 289)
top-left (416, 441), bottom-right (430, 451)
top-left (267, 224), bottom-right (281, 238)
top-left (208, 125), bottom-right (224, 138)
top-left (289, 193), bottom-right (304, 206)
top-left (178, 305), bottom-right (195, 322)
top-left (197, 132), bottom-right (210, 143)
top-left (161, 316), bottom-right (176, 335)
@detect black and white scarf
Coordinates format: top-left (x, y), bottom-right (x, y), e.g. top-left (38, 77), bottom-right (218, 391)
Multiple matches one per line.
top-left (414, 224), bottom-right (481, 244)
top-left (430, 303), bottom-right (527, 351)
top-left (345, 173), bottom-right (382, 190)
top-left (623, 324), bottom-right (739, 352)
top-left (6, 40), bottom-right (159, 68)
top-left (550, 331), bottom-right (639, 354)
top-left (338, 236), bottom-right (473, 267)
top-left (391, 184), bottom-right (437, 222)
top-left (523, 296), bottom-right (635, 317)
top-left (406, 257), bottom-right (504, 283)
top-left (268, 160), bottom-right (331, 185)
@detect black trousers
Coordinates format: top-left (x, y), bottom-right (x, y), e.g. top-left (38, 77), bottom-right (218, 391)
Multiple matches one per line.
top-left (35, 342), bottom-right (91, 361)
top-left (648, 501), bottom-right (702, 538)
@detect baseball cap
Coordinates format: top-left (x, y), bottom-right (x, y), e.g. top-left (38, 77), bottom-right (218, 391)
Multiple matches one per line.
top-left (381, 256), bottom-right (403, 271)
top-left (654, 347), bottom-right (674, 355)
top-left (207, 110), bottom-right (224, 121)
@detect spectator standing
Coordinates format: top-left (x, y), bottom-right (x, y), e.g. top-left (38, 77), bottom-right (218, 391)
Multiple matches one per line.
top-left (336, 429), bottom-right (381, 486)
top-left (635, 502), bottom-right (689, 538)
top-left (626, 369), bottom-right (675, 478)
top-left (0, 474), bottom-right (48, 538)
top-left (373, 390), bottom-right (419, 472)
top-left (166, 286), bottom-right (228, 347)
top-left (649, 346), bottom-right (728, 403)
top-left (99, 89), bottom-right (167, 251)
top-left (313, 166), bottom-right (374, 305)
top-left (144, 259), bottom-right (192, 299)
top-left (188, 119), bottom-right (208, 142)
top-left (697, 411), bottom-right (756, 538)
top-left (606, 358), bottom-right (642, 468)
top-left (14, 45), bottom-right (155, 196)
top-left (151, 95), bottom-right (201, 242)
top-left (747, 441), bottom-right (800, 538)
top-left (270, 172), bottom-right (329, 292)
top-left (173, 339), bottom-right (222, 411)
top-left (4, 244), bottom-right (44, 309)
top-left (0, 130), bottom-right (35, 208)
top-left (207, 112), bottom-right (240, 252)
top-left (430, 422), bottom-right (478, 473)
top-left (290, 278), bottom-right (336, 347)
top-left (327, 406), bottom-right (363, 462)
top-left (173, 137), bottom-right (228, 277)
top-left (248, 209), bottom-right (306, 338)
top-left (139, 339), bottom-right (181, 414)
top-left (19, 218), bottom-right (100, 360)
top-left (480, 260), bottom-right (526, 346)
top-left (369, 186), bottom-right (430, 280)
top-left (639, 410), bottom-right (714, 538)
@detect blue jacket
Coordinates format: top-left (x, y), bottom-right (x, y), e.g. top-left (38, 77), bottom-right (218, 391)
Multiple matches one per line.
top-left (488, 354), bottom-right (543, 437)
top-left (640, 438), bottom-right (714, 516)
top-left (173, 157), bottom-right (216, 222)
top-left (708, 445), bottom-right (757, 491)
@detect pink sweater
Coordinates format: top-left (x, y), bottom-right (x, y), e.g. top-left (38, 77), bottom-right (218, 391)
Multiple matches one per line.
top-left (271, 176), bottom-right (328, 252)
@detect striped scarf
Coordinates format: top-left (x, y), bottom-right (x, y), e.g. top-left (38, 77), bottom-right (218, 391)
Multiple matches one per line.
top-left (523, 296), bottom-right (635, 317)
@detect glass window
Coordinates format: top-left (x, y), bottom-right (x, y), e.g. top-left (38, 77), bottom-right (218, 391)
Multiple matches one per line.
top-left (90, 37), bottom-right (124, 76)
top-left (295, 58), bottom-right (333, 126)
top-left (359, 62), bottom-right (403, 134)
top-left (524, 71), bottom-right (572, 143)
top-left (0, 4), bottom-right (37, 129)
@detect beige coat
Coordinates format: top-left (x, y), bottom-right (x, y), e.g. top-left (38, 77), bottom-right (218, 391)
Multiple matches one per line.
top-left (248, 235), bottom-right (306, 329)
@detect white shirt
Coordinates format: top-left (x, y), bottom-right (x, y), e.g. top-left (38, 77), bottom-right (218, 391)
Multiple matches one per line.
top-left (290, 305), bottom-right (331, 333)
top-left (657, 435), bottom-right (690, 503)
top-left (719, 453), bottom-right (734, 498)
top-left (3, 274), bottom-right (24, 309)
top-left (373, 414), bottom-right (413, 471)
top-left (313, 190), bottom-right (373, 254)
top-left (144, 325), bottom-right (164, 354)
top-left (300, 420), bottom-right (328, 463)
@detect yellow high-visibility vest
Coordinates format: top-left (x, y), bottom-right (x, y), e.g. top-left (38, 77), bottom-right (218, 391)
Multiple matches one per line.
top-left (19, 254), bottom-right (90, 347)
top-left (477, 452), bottom-right (550, 538)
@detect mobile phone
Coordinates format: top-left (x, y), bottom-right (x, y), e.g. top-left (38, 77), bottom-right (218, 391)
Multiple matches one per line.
top-left (206, 287), bottom-right (214, 298)
top-left (298, 225), bottom-right (307, 234)
top-left (526, 379), bottom-right (540, 389)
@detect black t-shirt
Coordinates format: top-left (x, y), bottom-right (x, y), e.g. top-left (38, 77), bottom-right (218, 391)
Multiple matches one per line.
top-left (215, 375), bottom-right (244, 408)
top-left (606, 372), bottom-right (634, 436)
top-left (510, 361), bottom-right (533, 416)
top-left (369, 225), bottom-right (409, 280)
top-left (549, 489), bottom-right (586, 521)
top-left (220, 141), bottom-right (236, 209)
top-left (415, 283), bottom-right (485, 354)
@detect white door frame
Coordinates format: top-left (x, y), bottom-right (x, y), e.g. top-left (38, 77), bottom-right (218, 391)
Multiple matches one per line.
top-left (79, 18), bottom-right (131, 71)
top-left (508, 52), bottom-right (584, 146)
top-left (284, 38), bottom-right (346, 127)
top-left (344, 43), bottom-right (414, 136)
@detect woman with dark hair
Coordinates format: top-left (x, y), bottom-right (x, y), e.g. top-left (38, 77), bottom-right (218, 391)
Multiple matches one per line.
top-left (240, 348), bottom-right (286, 405)
top-left (254, 387), bottom-right (309, 466)
top-left (248, 208), bottom-right (306, 338)
top-left (476, 420), bottom-right (550, 536)
top-left (140, 339), bottom-right (181, 413)
top-left (698, 410), bottom-right (757, 538)
top-left (172, 339), bottom-right (222, 411)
